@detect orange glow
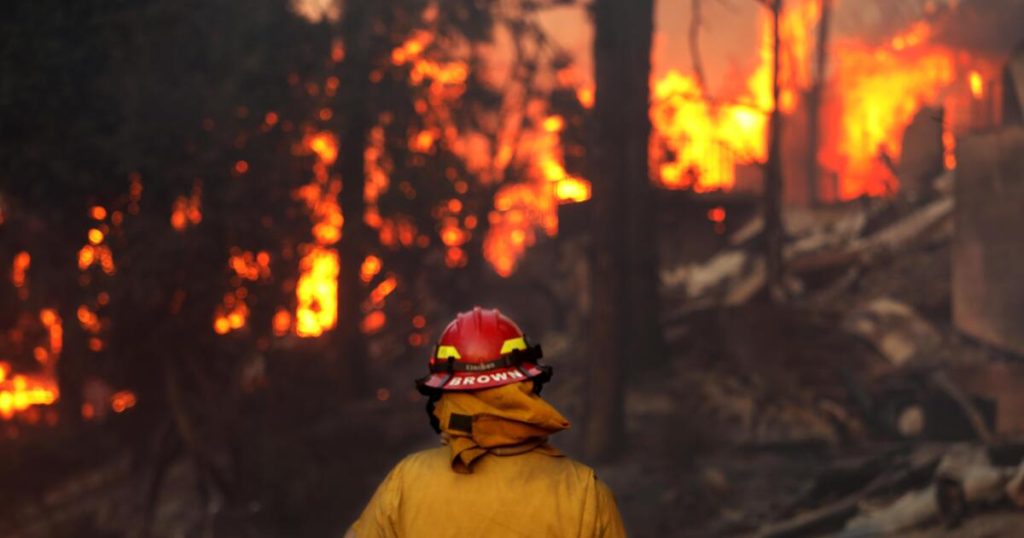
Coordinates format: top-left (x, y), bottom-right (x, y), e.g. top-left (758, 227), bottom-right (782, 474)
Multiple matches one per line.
top-left (229, 250), bottom-right (272, 281)
top-left (77, 305), bottom-right (102, 334)
top-left (295, 247), bottom-right (339, 337)
top-left (542, 115), bottom-right (565, 133)
top-left (483, 98), bottom-right (590, 276)
top-left (369, 275), bottom-right (397, 306)
top-left (576, 85), bottom-right (595, 109)
top-left (304, 131), bottom-right (338, 166)
top-left (646, 1), bottom-right (969, 201)
top-left (360, 311), bottom-right (386, 334)
top-left (272, 308), bottom-right (292, 337)
top-left (265, 111), bottom-right (279, 126)
top-left (110, 390), bottom-right (137, 413)
top-left (648, 0), bottom-right (821, 192)
top-left (410, 130), bottom-right (436, 153)
top-left (294, 128), bottom-right (344, 337)
top-left (943, 129), bottom-right (957, 170)
top-left (360, 255), bottom-right (382, 283)
top-left (707, 206), bottom-right (727, 224)
top-left (213, 299), bottom-right (249, 335)
top-left (891, 22), bottom-right (932, 51)
top-left (0, 310), bottom-right (62, 420)
top-left (331, 38), bottom-right (345, 62)
top-left (969, 70), bottom-right (984, 98)
top-left (90, 206), bottom-right (107, 220)
top-left (40, 309), bottom-right (62, 356)
top-left (554, 177), bottom-right (591, 203)
top-left (171, 184), bottom-right (203, 231)
top-left (213, 317), bottom-right (231, 335)
top-left (234, 160), bottom-right (250, 174)
top-left (11, 251), bottom-right (30, 290)
top-left (824, 34), bottom-right (956, 198)
top-left (214, 250), bottom-right (266, 335)
top-left (0, 374), bottom-right (59, 420)
top-left (88, 228), bottom-right (104, 245)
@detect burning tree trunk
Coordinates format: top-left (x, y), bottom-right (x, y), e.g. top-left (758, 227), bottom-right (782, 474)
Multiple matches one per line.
top-left (805, 0), bottom-right (833, 206)
top-left (586, 0), bottom-right (657, 462)
top-left (764, 0), bottom-right (786, 302)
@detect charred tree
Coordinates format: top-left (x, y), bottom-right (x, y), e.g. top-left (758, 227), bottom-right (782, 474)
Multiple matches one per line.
top-left (805, 0), bottom-right (832, 206)
top-left (764, 0), bottom-right (786, 302)
top-left (586, 0), bottom-right (657, 462)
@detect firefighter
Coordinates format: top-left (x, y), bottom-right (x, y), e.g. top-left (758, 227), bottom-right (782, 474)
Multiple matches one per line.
top-left (347, 307), bottom-right (626, 538)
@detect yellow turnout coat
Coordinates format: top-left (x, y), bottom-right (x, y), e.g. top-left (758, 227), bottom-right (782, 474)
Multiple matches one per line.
top-left (348, 382), bottom-right (626, 537)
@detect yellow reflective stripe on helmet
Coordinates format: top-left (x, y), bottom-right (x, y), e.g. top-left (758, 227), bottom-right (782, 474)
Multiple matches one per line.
top-left (436, 345), bottom-right (461, 360)
top-left (500, 336), bottom-right (527, 354)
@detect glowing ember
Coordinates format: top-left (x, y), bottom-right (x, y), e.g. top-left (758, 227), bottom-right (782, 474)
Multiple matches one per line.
top-left (213, 250), bottom-right (269, 334)
top-left (272, 308), bottom-right (292, 337)
top-left (213, 294), bottom-right (249, 335)
top-left (11, 251), bottom-right (30, 293)
top-left (228, 250), bottom-right (272, 282)
top-left (77, 305), bottom-right (102, 334)
top-left (171, 183), bottom-right (203, 231)
top-left (943, 128), bottom-right (957, 170)
top-left (110, 390), bottom-right (137, 413)
top-left (368, 275), bottom-right (397, 307)
top-left (360, 255), bottom-right (382, 283)
top-left (304, 131), bottom-right (339, 166)
top-left (360, 310), bottom-right (386, 335)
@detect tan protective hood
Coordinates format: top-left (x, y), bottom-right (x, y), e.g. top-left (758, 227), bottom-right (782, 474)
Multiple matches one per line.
top-left (432, 381), bottom-right (570, 473)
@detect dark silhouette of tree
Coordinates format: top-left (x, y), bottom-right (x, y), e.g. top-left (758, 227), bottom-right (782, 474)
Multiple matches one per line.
top-left (806, 0), bottom-right (833, 206)
top-left (586, 0), bottom-right (657, 462)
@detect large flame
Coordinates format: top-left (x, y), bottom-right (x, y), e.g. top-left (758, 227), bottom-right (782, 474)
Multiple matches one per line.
top-left (823, 28), bottom-right (956, 198)
top-left (649, 1), bottom-right (971, 201)
top-left (294, 131), bottom-right (343, 337)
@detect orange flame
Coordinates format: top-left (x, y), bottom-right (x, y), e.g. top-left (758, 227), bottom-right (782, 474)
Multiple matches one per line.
top-left (11, 251), bottom-right (30, 292)
top-left (0, 310), bottom-right (62, 421)
top-left (171, 184), bottom-right (203, 231)
top-left (295, 247), bottom-right (339, 337)
top-left (824, 32), bottom-right (956, 198)
top-left (110, 390), bottom-right (137, 413)
top-left (969, 70), bottom-right (984, 99)
top-left (294, 130), bottom-right (343, 337)
top-left (483, 109), bottom-right (590, 276)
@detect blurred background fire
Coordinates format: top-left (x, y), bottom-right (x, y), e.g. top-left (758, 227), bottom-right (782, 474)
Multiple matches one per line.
top-left (1, 0), bottom-right (1023, 536)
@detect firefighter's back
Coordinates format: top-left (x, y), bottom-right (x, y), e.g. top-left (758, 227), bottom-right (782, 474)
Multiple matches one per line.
top-left (350, 446), bottom-right (624, 538)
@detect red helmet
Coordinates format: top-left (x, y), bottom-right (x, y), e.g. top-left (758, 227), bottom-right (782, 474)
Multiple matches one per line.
top-left (416, 307), bottom-right (550, 392)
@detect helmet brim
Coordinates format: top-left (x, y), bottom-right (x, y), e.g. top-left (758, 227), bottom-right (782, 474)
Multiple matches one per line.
top-left (416, 362), bottom-right (549, 392)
